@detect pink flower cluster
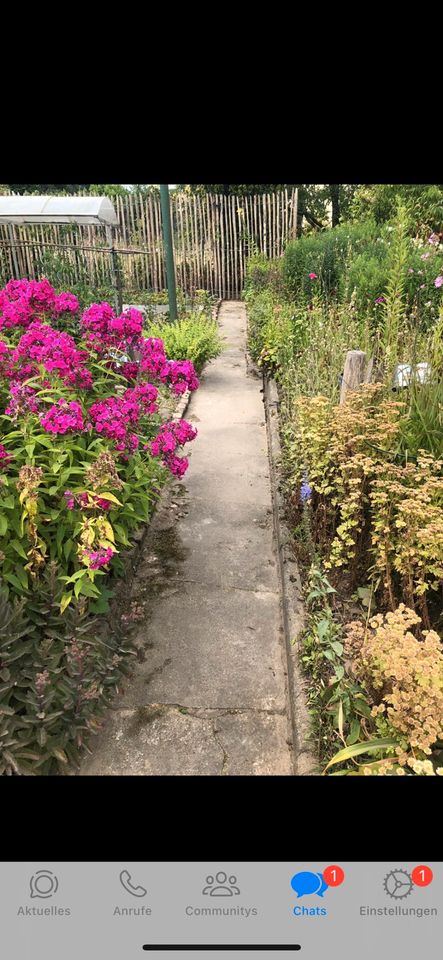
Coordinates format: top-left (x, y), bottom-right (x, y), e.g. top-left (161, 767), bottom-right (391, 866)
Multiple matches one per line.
top-left (139, 336), bottom-right (170, 380)
top-left (64, 490), bottom-right (111, 511)
top-left (81, 303), bottom-right (144, 350)
top-left (123, 382), bottom-right (158, 414)
top-left (0, 278), bottom-right (79, 331)
top-left (5, 382), bottom-right (40, 419)
top-left (149, 419), bottom-right (197, 477)
top-left (40, 400), bottom-right (84, 435)
top-left (87, 396), bottom-right (140, 453)
top-left (165, 359), bottom-right (200, 395)
top-left (10, 322), bottom-right (93, 390)
top-left (0, 443), bottom-right (12, 469)
top-left (0, 340), bottom-right (11, 376)
top-left (86, 547), bottom-right (115, 570)
top-left (137, 338), bottom-right (200, 394)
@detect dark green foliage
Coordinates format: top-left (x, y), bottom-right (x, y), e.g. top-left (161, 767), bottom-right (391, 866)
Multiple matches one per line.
top-left (283, 220), bottom-right (383, 302)
top-left (7, 185), bottom-right (91, 195)
top-left (0, 565), bottom-right (134, 776)
top-left (351, 184), bottom-right (443, 231)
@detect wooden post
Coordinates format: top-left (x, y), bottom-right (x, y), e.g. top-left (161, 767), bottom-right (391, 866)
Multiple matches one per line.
top-left (106, 224), bottom-right (123, 315)
top-left (340, 350), bottom-right (368, 404)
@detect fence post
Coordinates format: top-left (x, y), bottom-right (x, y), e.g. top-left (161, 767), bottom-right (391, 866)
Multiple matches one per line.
top-left (105, 225), bottom-right (123, 315)
top-left (340, 350), bottom-right (368, 404)
top-left (160, 184), bottom-right (177, 321)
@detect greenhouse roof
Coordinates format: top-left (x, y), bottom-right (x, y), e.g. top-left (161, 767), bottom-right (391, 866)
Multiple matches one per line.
top-left (0, 195), bottom-right (118, 225)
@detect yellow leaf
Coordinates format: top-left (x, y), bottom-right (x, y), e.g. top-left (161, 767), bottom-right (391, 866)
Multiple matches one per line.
top-left (60, 592), bottom-right (73, 615)
top-left (95, 491), bottom-right (122, 506)
top-left (102, 520), bottom-right (115, 543)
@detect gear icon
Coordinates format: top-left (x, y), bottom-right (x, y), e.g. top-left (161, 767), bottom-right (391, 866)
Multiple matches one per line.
top-left (383, 869), bottom-right (413, 899)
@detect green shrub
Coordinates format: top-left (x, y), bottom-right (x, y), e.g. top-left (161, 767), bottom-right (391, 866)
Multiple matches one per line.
top-left (283, 220), bottom-right (382, 303)
top-left (0, 570), bottom-right (134, 775)
top-left (145, 312), bottom-right (222, 373)
top-left (244, 253), bottom-right (284, 297)
top-left (283, 215), bottom-right (443, 330)
top-left (350, 184), bottom-right (443, 232)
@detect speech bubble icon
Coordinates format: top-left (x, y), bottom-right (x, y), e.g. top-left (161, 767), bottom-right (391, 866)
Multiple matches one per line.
top-left (315, 874), bottom-right (329, 898)
top-left (290, 871), bottom-right (329, 899)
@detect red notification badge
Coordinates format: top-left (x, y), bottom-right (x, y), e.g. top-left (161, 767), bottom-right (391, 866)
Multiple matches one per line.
top-left (323, 865), bottom-right (345, 887)
top-left (411, 865), bottom-right (433, 887)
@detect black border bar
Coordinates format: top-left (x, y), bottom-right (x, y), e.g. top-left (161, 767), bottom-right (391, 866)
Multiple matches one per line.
top-left (142, 948), bottom-right (301, 952)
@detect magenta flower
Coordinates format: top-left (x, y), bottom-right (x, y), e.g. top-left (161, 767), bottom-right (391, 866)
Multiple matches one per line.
top-left (0, 443), bottom-right (12, 470)
top-left (86, 547), bottom-right (115, 570)
top-left (64, 490), bottom-right (76, 510)
top-left (5, 382), bottom-right (40, 419)
top-left (0, 278), bottom-right (79, 332)
top-left (309, 272), bottom-right (318, 280)
top-left (149, 420), bottom-right (197, 478)
top-left (11, 322), bottom-right (93, 391)
top-left (40, 399), bottom-right (84, 435)
top-left (375, 296), bottom-right (386, 304)
top-left (80, 302), bottom-right (143, 352)
top-left (435, 276), bottom-right (443, 288)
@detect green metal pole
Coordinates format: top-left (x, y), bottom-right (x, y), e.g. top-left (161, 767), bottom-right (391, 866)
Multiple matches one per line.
top-left (159, 184), bottom-right (177, 321)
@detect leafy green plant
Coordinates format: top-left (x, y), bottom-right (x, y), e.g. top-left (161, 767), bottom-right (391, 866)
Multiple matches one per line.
top-left (145, 312), bottom-right (222, 373)
top-left (0, 568), bottom-right (134, 775)
top-left (301, 564), bottom-right (372, 764)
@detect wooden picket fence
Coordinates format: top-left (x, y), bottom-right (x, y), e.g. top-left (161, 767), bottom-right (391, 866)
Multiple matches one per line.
top-left (0, 188), bottom-right (298, 299)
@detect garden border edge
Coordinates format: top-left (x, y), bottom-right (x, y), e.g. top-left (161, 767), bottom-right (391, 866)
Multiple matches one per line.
top-left (263, 374), bottom-right (320, 776)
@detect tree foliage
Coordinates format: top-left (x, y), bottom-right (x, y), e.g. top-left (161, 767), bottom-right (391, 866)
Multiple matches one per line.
top-left (350, 184), bottom-right (443, 232)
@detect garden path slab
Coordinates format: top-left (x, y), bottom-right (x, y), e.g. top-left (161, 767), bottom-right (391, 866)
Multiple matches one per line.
top-left (79, 302), bottom-right (295, 776)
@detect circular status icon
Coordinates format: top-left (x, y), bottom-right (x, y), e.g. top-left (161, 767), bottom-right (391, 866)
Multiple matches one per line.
top-left (323, 865), bottom-right (345, 887)
top-left (411, 865), bottom-right (433, 887)
top-left (30, 869), bottom-right (59, 899)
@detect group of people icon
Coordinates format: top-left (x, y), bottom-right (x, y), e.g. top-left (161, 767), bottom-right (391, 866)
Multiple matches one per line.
top-left (202, 872), bottom-right (240, 897)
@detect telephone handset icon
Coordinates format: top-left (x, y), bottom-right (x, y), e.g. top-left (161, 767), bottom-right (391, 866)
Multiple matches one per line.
top-left (119, 869), bottom-right (148, 898)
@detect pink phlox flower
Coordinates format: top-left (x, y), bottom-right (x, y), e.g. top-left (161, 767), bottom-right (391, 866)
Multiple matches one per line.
top-left (150, 419), bottom-right (197, 477)
top-left (40, 399), bottom-right (84, 434)
top-left (164, 454), bottom-right (189, 478)
top-left (86, 546), bottom-right (115, 570)
top-left (165, 359), bottom-right (199, 394)
top-left (123, 382), bottom-right (158, 414)
top-left (12, 322), bottom-right (92, 390)
top-left (0, 443), bottom-right (12, 469)
top-left (52, 292), bottom-right (79, 315)
top-left (5, 381), bottom-right (40, 419)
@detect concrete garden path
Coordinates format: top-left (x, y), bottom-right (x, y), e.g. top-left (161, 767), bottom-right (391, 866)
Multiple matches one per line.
top-left (80, 302), bottom-right (295, 776)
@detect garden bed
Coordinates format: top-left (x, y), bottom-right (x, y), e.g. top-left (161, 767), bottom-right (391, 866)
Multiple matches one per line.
top-left (244, 206), bottom-right (443, 777)
top-left (0, 280), bottom-right (222, 775)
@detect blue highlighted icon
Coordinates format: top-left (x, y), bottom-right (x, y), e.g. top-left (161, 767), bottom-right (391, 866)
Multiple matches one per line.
top-left (291, 871), bottom-right (329, 899)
